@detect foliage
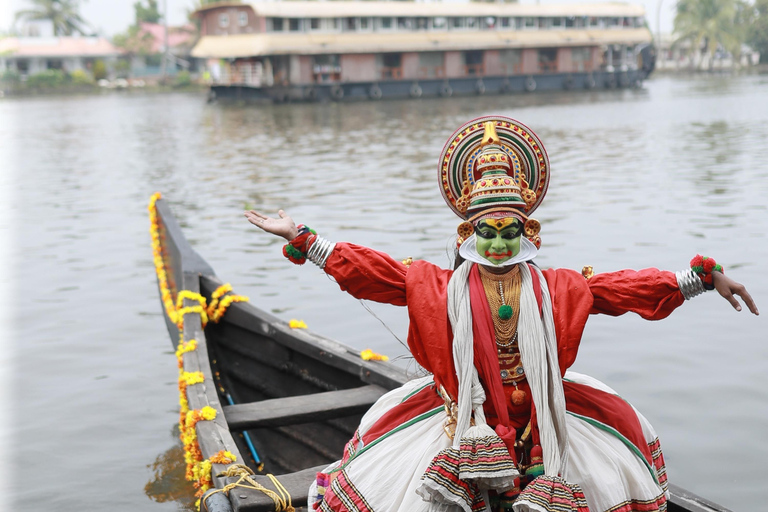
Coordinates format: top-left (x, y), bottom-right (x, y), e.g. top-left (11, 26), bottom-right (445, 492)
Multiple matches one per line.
top-left (113, 24), bottom-right (155, 57)
top-left (115, 59), bottom-right (131, 78)
top-left (69, 68), bottom-right (93, 85)
top-left (674, 0), bottom-right (742, 61)
top-left (92, 60), bottom-right (108, 80)
top-left (1, 70), bottom-right (21, 84)
top-left (747, 0), bottom-right (768, 62)
top-left (174, 70), bottom-right (192, 87)
top-left (146, 53), bottom-right (163, 67)
top-left (15, 0), bottom-right (89, 36)
top-left (26, 69), bottom-right (67, 88)
top-left (134, 0), bottom-right (162, 24)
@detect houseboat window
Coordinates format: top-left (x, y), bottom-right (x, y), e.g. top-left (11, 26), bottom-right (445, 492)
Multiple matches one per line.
top-left (466, 17), bottom-right (477, 29)
top-left (589, 17), bottom-right (600, 27)
top-left (397, 17), bottom-right (413, 30)
top-left (524, 17), bottom-right (535, 29)
top-left (565, 16), bottom-right (575, 28)
top-left (464, 50), bottom-right (484, 75)
top-left (310, 18), bottom-right (321, 30)
top-left (289, 18), bottom-right (300, 31)
top-left (345, 17), bottom-right (357, 31)
top-left (272, 17), bottom-right (284, 31)
top-left (238, 11), bottom-right (248, 27)
top-left (416, 17), bottom-right (428, 30)
top-left (380, 53), bottom-right (403, 79)
top-left (500, 17), bottom-right (511, 28)
top-left (380, 17), bottom-right (393, 29)
top-left (219, 13), bottom-right (229, 28)
top-left (313, 55), bottom-right (341, 83)
top-left (451, 17), bottom-right (463, 29)
top-left (537, 17), bottom-right (550, 29)
top-left (514, 17), bottom-right (523, 29)
top-left (571, 48), bottom-right (590, 61)
top-left (538, 48), bottom-right (557, 72)
top-left (331, 18), bottom-right (340, 30)
top-left (571, 47), bottom-right (591, 71)
top-left (360, 17), bottom-right (370, 30)
top-left (433, 17), bottom-right (447, 29)
top-left (499, 49), bottom-right (521, 74)
top-left (482, 17), bottom-right (496, 29)
top-left (609, 17), bottom-right (620, 27)
top-left (419, 52), bottom-right (445, 78)
top-left (552, 17), bottom-right (563, 28)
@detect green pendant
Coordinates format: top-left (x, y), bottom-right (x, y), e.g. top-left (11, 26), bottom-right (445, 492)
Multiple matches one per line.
top-left (498, 304), bottom-right (514, 320)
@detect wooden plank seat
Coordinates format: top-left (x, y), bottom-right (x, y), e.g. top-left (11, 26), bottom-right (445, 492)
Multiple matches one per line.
top-left (223, 385), bottom-right (387, 430)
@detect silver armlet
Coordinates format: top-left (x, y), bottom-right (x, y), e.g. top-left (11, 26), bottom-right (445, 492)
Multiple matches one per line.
top-left (676, 269), bottom-right (705, 300)
top-left (306, 236), bottom-right (336, 269)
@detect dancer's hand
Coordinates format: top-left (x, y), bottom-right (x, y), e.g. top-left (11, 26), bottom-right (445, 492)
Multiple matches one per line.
top-left (244, 209), bottom-right (298, 241)
top-left (713, 272), bottom-right (759, 315)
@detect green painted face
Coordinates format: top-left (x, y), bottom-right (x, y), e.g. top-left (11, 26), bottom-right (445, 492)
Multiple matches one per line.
top-left (475, 217), bottom-right (523, 265)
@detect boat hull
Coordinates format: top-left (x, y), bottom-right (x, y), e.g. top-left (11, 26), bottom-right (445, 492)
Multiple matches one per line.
top-left (209, 70), bottom-right (649, 103)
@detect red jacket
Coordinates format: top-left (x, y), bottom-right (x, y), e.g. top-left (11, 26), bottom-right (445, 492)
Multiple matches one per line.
top-left (324, 243), bottom-right (685, 427)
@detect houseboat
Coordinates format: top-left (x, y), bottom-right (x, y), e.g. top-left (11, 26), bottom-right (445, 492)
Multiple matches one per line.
top-left (191, 1), bottom-right (656, 102)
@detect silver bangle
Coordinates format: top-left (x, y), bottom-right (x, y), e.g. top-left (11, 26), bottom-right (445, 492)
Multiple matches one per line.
top-left (676, 269), bottom-right (706, 300)
top-left (307, 236), bottom-right (335, 269)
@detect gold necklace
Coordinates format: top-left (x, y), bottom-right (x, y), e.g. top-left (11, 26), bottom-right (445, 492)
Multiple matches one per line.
top-left (478, 265), bottom-right (521, 348)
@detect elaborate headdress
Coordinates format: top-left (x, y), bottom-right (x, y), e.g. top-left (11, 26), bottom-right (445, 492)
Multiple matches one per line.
top-left (438, 116), bottom-right (550, 248)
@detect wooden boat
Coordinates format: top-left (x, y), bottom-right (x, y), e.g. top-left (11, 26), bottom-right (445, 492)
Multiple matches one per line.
top-left (152, 196), bottom-right (731, 512)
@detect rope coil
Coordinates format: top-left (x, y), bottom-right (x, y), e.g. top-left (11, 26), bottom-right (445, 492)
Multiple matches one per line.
top-left (203, 464), bottom-right (295, 512)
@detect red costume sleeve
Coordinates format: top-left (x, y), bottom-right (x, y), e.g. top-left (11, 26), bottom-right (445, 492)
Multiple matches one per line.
top-left (587, 268), bottom-right (685, 320)
top-left (323, 242), bottom-right (408, 306)
top-left (542, 267), bottom-right (686, 374)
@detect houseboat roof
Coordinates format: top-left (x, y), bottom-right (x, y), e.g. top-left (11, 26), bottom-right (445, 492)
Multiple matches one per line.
top-left (0, 36), bottom-right (119, 58)
top-left (194, 1), bottom-right (648, 18)
top-left (191, 27), bottom-right (651, 58)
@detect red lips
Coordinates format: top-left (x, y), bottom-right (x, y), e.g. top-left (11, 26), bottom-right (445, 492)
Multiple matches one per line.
top-left (485, 250), bottom-right (513, 259)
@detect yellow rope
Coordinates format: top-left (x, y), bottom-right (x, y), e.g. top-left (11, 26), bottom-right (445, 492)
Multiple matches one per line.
top-left (202, 464), bottom-right (295, 512)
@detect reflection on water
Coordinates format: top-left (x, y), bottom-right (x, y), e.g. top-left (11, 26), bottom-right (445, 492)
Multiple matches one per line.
top-left (145, 426), bottom-right (196, 511)
top-left (6, 75), bottom-right (767, 511)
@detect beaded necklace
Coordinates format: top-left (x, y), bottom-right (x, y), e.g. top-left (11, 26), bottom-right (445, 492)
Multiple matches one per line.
top-left (478, 264), bottom-right (521, 347)
top-left (479, 265), bottom-right (527, 397)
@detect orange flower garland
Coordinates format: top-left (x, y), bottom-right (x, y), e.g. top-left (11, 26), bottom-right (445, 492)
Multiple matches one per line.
top-left (149, 193), bottom-right (252, 510)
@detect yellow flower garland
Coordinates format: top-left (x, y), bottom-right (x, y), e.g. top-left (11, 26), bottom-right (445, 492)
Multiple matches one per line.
top-left (148, 193), bottom-right (253, 510)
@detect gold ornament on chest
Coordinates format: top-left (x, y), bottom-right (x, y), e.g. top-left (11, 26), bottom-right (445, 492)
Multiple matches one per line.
top-left (479, 265), bottom-right (527, 405)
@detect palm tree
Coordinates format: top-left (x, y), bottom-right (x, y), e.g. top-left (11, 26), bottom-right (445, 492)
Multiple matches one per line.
top-left (15, 0), bottom-right (89, 36)
top-left (674, 0), bottom-right (742, 68)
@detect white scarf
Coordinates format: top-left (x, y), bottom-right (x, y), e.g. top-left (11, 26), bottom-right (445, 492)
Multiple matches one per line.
top-left (447, 261), bottom-right (569, 477)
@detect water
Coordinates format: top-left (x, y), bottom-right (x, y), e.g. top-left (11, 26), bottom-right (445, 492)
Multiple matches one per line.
top-left (3, 75), bottom-right (767, 511)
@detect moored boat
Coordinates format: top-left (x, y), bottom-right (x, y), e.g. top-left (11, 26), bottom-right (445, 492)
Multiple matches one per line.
top-left (190, 1), bottom-right (656, 103)
top-left (150, 194), bottom-right (731, 512)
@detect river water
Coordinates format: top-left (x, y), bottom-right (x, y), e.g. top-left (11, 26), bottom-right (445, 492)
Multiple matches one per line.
top-left (3, 74), bottom-right (767, 511)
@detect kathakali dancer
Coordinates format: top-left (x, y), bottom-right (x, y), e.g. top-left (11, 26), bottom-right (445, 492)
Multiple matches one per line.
top-left (245, 116), bottom-right (757, 512)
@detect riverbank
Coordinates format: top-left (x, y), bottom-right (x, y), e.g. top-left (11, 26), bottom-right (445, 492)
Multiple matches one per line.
top-left (0, 69), bottom-right (208, 98)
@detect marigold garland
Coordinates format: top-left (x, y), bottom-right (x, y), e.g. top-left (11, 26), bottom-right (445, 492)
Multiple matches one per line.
top-left (149, 193), bottom-right (250, 510)
top-left (148, 192), bottom-right (247, 330)
top-left (360, 349), bottom-right (389, 362)
top-left (289, 319), bottom-right (308, 329)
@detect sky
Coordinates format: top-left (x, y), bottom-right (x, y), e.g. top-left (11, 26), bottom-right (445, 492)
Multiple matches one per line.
top-left (1, 0), bottom-right (679, 37)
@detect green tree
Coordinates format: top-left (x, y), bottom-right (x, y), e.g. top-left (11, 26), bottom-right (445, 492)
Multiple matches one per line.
top-left (747, 0), bottom-right (768, 62)
top-left (134, 0), bottom-right (162, 24)
top-left (15, 0), bottom-right (89, 36)
top-left (674, 0), bottom-right (745, 67)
